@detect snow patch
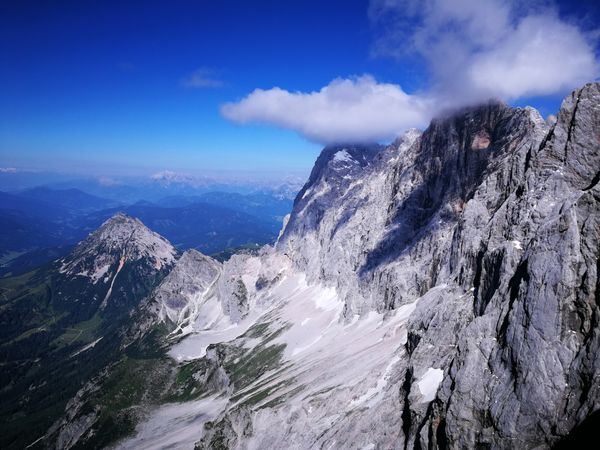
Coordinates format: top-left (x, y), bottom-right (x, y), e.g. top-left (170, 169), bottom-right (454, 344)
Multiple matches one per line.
top-left (416, 368), bottom-right (444, 403)
top-left (332, 149), bottom-right (356, 165)
top-left (91, 264), bottom-right (110, 284)
top-left (100, 256), bottom-right (125, 309)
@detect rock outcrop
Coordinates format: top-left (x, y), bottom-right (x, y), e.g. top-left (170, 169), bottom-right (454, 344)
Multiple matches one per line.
top-left (150, 249), bottom-right (221, 328)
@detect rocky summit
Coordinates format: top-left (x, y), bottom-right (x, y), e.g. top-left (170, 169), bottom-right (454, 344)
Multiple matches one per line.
top-left (4, 83), bottom-right (599, 450)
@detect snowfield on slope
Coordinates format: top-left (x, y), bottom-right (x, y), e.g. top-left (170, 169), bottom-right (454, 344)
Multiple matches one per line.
top-left (114, 395), bottom-right (228, 450)
top-left (120, 253), bottom-right (437, 449)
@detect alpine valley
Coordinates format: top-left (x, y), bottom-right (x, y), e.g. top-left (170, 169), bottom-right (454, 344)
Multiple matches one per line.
top-left (2, 83), bottom-right (599, 449)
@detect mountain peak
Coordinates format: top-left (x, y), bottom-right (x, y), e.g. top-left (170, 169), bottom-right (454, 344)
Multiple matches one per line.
top-left (99, 211), bottom-right (142, 230)
top-left (292, 143), bottom-right (383, 206)
top-left (90, 213), bottom-right (170, 251)
top-left (60, 212), bottom-right (177, 282)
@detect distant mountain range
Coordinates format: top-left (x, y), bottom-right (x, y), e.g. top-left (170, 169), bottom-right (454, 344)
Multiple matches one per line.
top-left (0, 171), bottom-right (304, 203)
top-left (0, 183), bottom-right (297, 277)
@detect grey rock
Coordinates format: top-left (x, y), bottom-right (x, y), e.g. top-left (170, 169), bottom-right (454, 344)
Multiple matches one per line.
top-left (271, 84), bottom-right (598, 448)
top-left (150, 249), bottom-right (221, 327)
top-left (401, 83), bottom-right (600, 448)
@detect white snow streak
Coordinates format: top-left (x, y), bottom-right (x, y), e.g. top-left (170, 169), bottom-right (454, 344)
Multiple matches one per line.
top-left (416, 367), bottom-right (444, 403)
top-left (70, 337), bottom-right (103, 358)
top-left (114, 395), bottom-right (228, 450)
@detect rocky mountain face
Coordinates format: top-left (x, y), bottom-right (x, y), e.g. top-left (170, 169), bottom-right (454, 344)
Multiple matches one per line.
top-left (10, 83), bottom-right (599, 450)
top-left (0, 214), bottom-right (177, 450)
top-left (147, 249), bottom-right (221, 330)
top-left (271, 83), bottom-right (599, 448)
top-left (278, 102), bottom-right (547, 315)
top-left (209, 82), bottom-right (598, 448)
top-left (57, 213), bottom-right (178, 315)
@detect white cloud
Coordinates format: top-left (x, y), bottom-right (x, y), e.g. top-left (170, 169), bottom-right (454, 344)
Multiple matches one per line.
top-left (222, 75), bottom-right (431, 143)
top-left (371, 0), bottom-right (599, 106)
top-left (181, 68), bottom-right (223, 88)
top-left (0, 167), bottom-right (17, 173)
top-left (465, 15), bottom-right (599, 100)
top-left (222, 0), bottom-right (599, 143)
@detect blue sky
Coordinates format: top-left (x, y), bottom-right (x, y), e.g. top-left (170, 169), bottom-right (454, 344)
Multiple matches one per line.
top-left (1, 0), bottom-right (599, 179)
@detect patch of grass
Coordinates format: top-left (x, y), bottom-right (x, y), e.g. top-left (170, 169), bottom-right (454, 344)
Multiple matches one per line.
top-left (303, 384), bottom-right (340, 400)
top-left (0, 269), bottom-right (39, 295)
top-left (164, 359), bottom-right (214, 402)
top-left (125, 323), bottom-right (170, 359)
top-left (7, 326), bottom-right (48, 344)
top-left (259, 385), bottom-right (305, 410)
top-left (241, 322), bottom-right (271, 339)
top-left (50, 312), bottom-right (103, 349)
top-left (0, 250), bottom-right (28, 266)
top-left (227, 342), bottom-right (286, 392)
top-left (95, 356), bottom-right (170, 414)
top-left (72, 411), bottom-right (137, 450)
top-left (0, 273), bottom-right (47, 314)
top-left (234, 377), bottom-right (292, 407)
top-left (70, 354), bottom-right (175, 449)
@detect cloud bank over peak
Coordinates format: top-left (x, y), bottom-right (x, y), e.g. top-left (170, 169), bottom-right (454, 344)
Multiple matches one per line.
top-left (221, 76), bottom-right (431, 143)
top-left (223, 0), bottom-right (599, 143)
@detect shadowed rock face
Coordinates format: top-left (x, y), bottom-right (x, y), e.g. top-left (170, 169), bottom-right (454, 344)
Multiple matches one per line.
top-left (436, 82), bottom-right (600, 449)
top-left (149, 249), bottom-right (221, 326)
